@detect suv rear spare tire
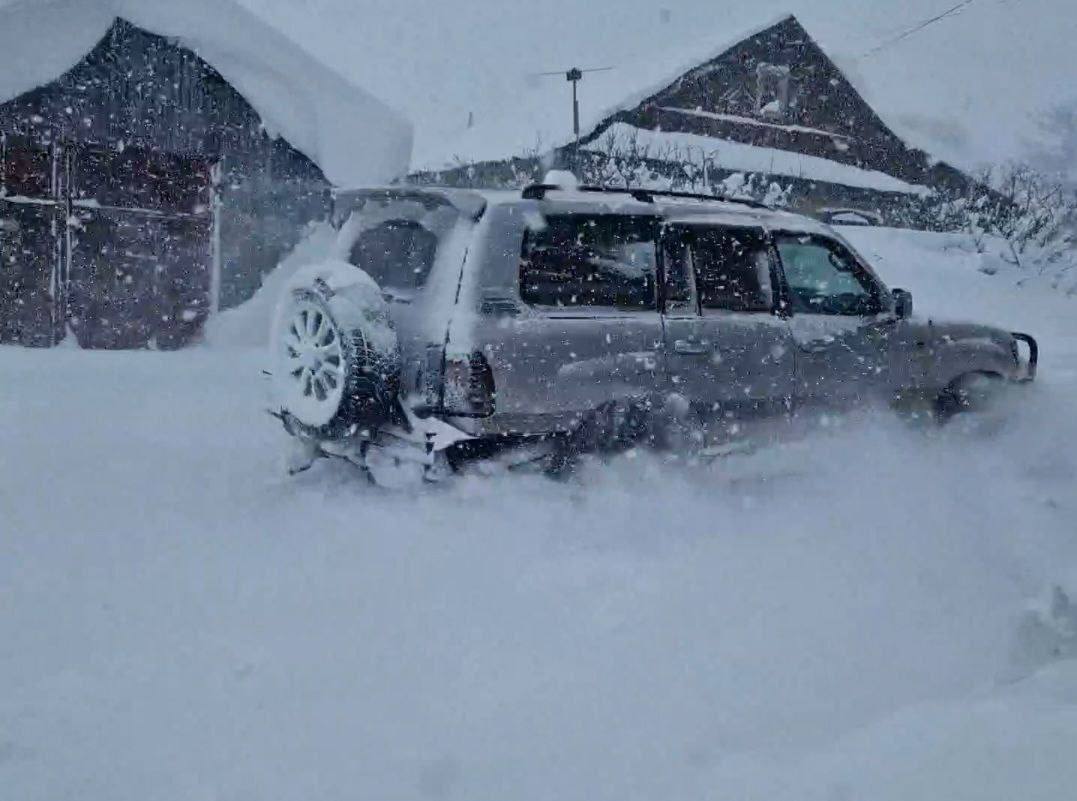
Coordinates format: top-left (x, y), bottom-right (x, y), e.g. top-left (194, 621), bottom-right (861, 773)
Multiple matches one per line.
top-left (271, 261), bottom-right (401, 438)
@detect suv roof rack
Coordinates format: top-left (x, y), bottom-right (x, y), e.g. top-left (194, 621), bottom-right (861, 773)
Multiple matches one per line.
top-left (520, 182), bottom-right (771, 210)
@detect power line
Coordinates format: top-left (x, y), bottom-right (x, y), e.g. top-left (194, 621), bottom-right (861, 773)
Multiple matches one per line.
top-left (860, 0), bottom-right (977, 59)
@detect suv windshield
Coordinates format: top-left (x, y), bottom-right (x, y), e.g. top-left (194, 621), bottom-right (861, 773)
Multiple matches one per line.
top-left (775, 233), bottom-right (883, 316)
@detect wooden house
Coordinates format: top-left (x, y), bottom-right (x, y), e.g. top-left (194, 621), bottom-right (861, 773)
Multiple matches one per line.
top-left (0, 2), bottom-right (410, 348)
top-left (414, 15), bottom-right (979, 229)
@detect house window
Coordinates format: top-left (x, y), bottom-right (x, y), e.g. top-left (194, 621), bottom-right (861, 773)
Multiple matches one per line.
top-left (755, 63), bottom-right (791, 120)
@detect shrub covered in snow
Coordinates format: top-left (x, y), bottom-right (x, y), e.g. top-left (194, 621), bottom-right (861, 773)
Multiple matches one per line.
top-left (924, 163), bottom-right (1077, 293)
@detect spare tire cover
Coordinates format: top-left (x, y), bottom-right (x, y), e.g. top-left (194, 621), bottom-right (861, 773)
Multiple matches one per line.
top-left (271, 260), bottom-right (400, 435)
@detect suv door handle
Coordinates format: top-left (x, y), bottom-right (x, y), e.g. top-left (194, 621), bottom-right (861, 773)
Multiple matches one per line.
top-left (674, 339), bottom-right (709, 355)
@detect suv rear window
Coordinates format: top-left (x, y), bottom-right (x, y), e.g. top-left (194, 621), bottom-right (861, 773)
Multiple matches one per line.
top-left (520, 215), bottom-right (658, 309)
top-left (349, 219), bottom-right (438, 292)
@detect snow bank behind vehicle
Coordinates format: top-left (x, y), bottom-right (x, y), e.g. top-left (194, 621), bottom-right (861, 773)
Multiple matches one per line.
top-left (203, 223), bottom-right (337, 349)
top-left (272, 260), bottom-right (398, 359)
top-left (843, 226), bottom-right (1077, 301)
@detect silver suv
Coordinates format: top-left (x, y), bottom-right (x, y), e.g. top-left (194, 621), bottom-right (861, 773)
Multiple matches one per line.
top-left (270, 180), bottom-right (1038, 483)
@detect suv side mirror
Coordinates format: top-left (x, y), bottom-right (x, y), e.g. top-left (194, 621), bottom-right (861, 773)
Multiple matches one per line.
top-left (892, 288), bottom-right (913, 319)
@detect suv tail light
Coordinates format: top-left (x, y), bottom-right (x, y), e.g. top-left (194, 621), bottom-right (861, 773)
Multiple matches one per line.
top-left (441, 351), bottom-right (496, 417)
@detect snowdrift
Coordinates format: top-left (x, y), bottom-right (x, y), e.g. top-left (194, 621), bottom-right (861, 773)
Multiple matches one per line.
top-left (203, 223), bottom-right (338, 348)
top-left (4, 223), bottom-right (1077, 799)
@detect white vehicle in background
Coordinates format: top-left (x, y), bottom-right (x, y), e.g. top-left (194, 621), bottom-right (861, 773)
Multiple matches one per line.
top-left (270, 177), bottom-right (1038, 485)
top-left (818, 207), bottom-right (884, 227)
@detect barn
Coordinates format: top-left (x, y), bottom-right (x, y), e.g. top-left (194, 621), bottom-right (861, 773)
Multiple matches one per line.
top-left (0, 0), bottom-right (411, 349)
top-left (413, 15), bottom-right (979, 229)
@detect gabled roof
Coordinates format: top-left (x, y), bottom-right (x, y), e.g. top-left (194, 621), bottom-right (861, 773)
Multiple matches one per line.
top-left (571, 15), bottom-right (953, 195)
top-left (413, 13), bottom-right (799, 172)
top-left (417, 14), bottom-right (974, 198)
top-left (587, 14), bottom-right (810, 145)
top-left (0, 0), bottom-right (413, 185)
top-left (585, 16), bottom-right (883, 145)
top-left (387, 2), bottom-right (1070, 180)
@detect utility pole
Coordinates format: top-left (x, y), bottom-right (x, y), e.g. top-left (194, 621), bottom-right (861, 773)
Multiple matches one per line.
top-left (536, 65), bottom-right (613, 176)
top-left (566, 67), bottom-right (584, 168)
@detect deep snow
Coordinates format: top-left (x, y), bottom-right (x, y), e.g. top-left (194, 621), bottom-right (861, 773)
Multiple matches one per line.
top-left (3, 228), bottom-right (1077, 800)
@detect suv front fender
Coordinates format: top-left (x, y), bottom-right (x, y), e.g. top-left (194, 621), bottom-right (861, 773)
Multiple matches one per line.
top-left (926, 329), bottom-right (1032, 389)
top-left (1011, 332), bottom-right (1038, 382)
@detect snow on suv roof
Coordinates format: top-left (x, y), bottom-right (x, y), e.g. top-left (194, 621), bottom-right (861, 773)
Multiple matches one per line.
top-left (661, 205), bottom-right (830, 235)
top-left (509, 184), bottom-right (828, 231)
top-left (339, 183), bottom-right (832, 238)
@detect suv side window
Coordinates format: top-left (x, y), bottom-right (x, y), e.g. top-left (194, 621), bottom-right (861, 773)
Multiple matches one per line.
top-left (349, 219), bottom-right (438, 292)
top-left (775, 234), bottom-right (883, 316)
top-left (688, 226), bottom-right (774, 313)
top-left (520, 215), bottom-right (658, 310)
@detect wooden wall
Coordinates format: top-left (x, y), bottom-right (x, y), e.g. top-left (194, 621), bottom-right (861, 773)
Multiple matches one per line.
top-left (0, 18), bottom-right (329, 348)
top-left (1, 133), bottom-right (212, 348)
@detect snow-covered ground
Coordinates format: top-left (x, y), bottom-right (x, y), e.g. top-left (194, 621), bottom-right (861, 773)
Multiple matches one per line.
top-left (3, 228), bottom-right (1077, 800)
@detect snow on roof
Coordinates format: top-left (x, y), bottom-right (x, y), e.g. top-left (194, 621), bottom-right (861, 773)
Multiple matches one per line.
top-left (4, 1), bottom-right (1070, 183)
top-left (0, 0), bottom-right (413, 186)
top-left (586, 123), bottom-right (933, 196)
top-left (413, 13), bottom-right (797, 172)
top-left (239, 0), bottom-right (1068, 180)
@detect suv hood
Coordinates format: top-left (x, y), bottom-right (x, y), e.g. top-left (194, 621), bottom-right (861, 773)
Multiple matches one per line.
top-left (912, 319), bottom-right (1014, 348)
